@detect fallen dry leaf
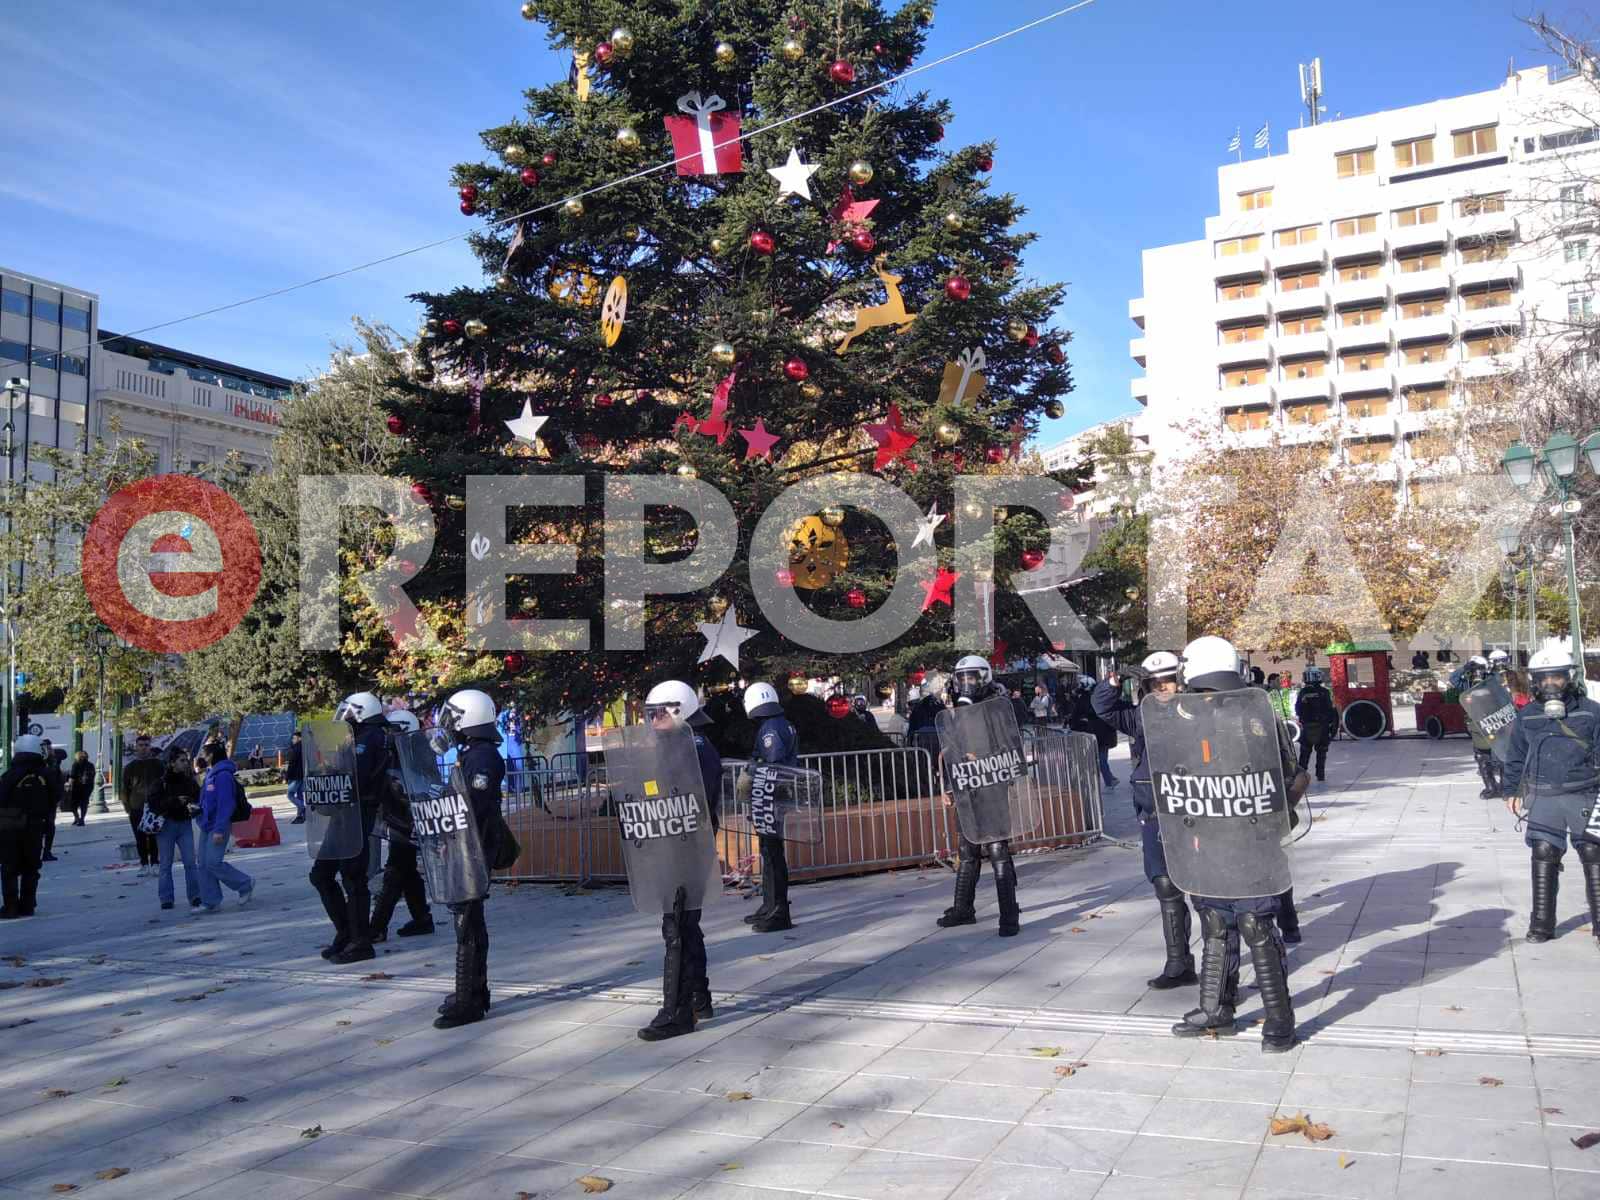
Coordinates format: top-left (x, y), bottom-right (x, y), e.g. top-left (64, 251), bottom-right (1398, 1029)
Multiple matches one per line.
top-left (576, 1176), bottom-right (612, 1193)
top-left (1571, 1131), bottom-right (1600, 1151)
top-left (1337, 1153), bottom-right (1354, 1169)
top-left (1304, 1120), bottom-right (1335, 1142)
top-left (1478, 1076), bottom-right (1504, 1088)
top-left (1030, 1046), bottom-right (1062, 1058)
top-left (43, 1089), bottom-right (71, 1099)
top-left (50, 1185), bottom-right (76, 1194)
top-left (829, 1121), bottom-right (845, 1130)
top-left (119, 1010), bottom-right (142, 1017)
top-left (374, 1038), bottom-right (394, 1046)
top-left (299, 1126), bottom-right (322, 1139)
top-left (1053, 1066), bottom-right (1076, 1078)
top-left (1068, 926), bottom-right (1087, 934)
top-left (1269, 1114), bottom-right (1307, 1137)
top-left (1268, 1112), bottom-right (1335, 1143)
top-left (515, 1193), bottom-right (536, 1200)
top-left (361, 972), bottom-right (393, 982)
top-left (1444, 1005), bottom-right (1464, 1013)
top-left (1419, 1048), bottom-right (1444, 1057)
top-left (92, 1169), bottom-right (129, 1181)
top-left (724, 1091), bottom-right (753, 1102)
top-left (228, 1096), bottom-right (248, 1103)
top-left (719, 1163), bottom-right (740, 1171)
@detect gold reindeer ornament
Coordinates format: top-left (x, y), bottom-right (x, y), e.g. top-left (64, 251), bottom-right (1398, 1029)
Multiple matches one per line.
top-left (837, 256), bottom-right (918, 354)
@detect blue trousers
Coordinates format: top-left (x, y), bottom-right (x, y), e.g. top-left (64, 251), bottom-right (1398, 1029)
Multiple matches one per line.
top-left (156, 818), bottom-right (200, 906)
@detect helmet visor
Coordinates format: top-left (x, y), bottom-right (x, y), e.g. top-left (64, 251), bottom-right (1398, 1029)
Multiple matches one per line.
top-left (1533, 670), bottom-right (1571, 702)
top-left (643, 701), bottom-right (682, 722)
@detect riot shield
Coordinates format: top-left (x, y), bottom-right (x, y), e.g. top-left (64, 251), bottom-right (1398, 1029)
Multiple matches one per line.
top-left (602, 720), bottom-right (721, 914)
top-left (935, 697), bottom-right (1036, 844)
top-left (1460, 679), bottom-right (1518, 762)
top-left (302, 720), bottom-right (363, 861)
top-left (393, 731), bottom-right (489, 905)
top-left (729, 762), bottom-right (823, 844)
top-left (1140, 688), bottom-right (1293, 899)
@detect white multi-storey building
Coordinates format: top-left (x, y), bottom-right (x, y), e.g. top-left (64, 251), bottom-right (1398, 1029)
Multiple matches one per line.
top-left (1129, 64), bottom-right (1598, 489)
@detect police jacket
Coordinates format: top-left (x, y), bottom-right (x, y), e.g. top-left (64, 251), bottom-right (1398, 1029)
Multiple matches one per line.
top-left (121, 756), bottom-right (165, 815)
top-left (752, 714), bottom-right (799, 767)
top-left (694, 730), bottom-right (723, 833)
top-left (352, 718), bottom-right (392, 819)
top-left (0, 752), bottom-right (60, 819)
top-left (1091, 679), bottom-right (1148, 784)
top-left (1295, 684), bottom-right (1337, 731)
top-left (458, 737), bottom-right (506, 850)
top-left (1501, 695), bottom-right (1600, 799)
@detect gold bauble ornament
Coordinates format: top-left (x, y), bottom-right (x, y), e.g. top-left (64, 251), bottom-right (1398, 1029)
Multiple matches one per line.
top-left (1007, 318), bottom-right (1030, 341)
top-left (799, 381), bottom-right (822, 400)
top-left (520, 1), bottom-right (537, 19)
top-left (710, 341), bottom-right (737, 366)
top-left (780, 37), bottom-right (805, 62)
top-left (1045, 399), bottom-right (1065, 419)
top-left (943, 211), bottom-right (965, 232)
top-left (610, 27), bottom-right (634, 56)
top-left (848, 159), bottom-right (875, 186)
top-left (915, 4), bottom-right (934, 25)
top-left (563, 197), bottom-right (585, 218)
top-left (820, 504), bottom-right (845, 527)
top-left (504, 143), bottom-right (528, 164)
top-left (621, 224), bottom-right (641, 241)
top-left (463, 318), bottom-right (489, 338)
top-left (710, 236), bottom-right (728, 255)
top-left (935, 421), bottom-right (960, 446)
top-left (788, 676), bottom-right (810, 695)
top-left (424, 318), bottom-right (439, 334)
top-left (676, 463), bottom-right (699, 478)
top-left (495, 274), bottom-right (516, 292)
top-left (714, 40), bottom-right (737, 66)
top-left (615, 126), bottom-right (640, 152)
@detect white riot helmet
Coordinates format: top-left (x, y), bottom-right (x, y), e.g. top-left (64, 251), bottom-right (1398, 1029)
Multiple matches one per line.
top-left (1468, 655), bottom-right (1489, 670)
top-left (439, 688), bottom-right (497, 736)
top-left (1181, 636), bottom-right (1244, 692)
top-left (1141, 651), bottom-right (1182, 680)
top-left (1303, 666), bottom-right (1325, 685)
top-left (386, 709), bottom-right (420, 734)
top-left (1488, 649), bottom-right (1510, 667)
top-left (12, 734), bottom-right (42, 757)
top-left (335, 691), bottom-right (384, 725)
top-left (952, 654), bottom-right (992, 702)
top-left (1528, 645), bottom-right (1577, 706)
top-left (645, 680), bottom-right (708, 727)
top-left (743, 682), bottom-right (783, 720)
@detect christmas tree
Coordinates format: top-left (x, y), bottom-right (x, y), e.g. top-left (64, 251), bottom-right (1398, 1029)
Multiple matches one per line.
top-left (389, 0), bottom-right (1075, 717)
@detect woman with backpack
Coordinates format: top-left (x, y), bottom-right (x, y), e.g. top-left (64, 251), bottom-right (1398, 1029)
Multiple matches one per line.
top-left (151, 747), bottom-right (204, 911)
top-left (196, 743), bottom-right (254, 913)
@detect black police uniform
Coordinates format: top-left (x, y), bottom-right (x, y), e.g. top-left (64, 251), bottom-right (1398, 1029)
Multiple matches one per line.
top-left (369, 729), bottom-right (433, 943)
top-left (435, 731), bottom-right (503, 1028)
top-left (0, 751), bottom-right (61, 918)
top-left (1502, 685), bottom-right (1600, 946)
top-left (1093, 677), bottom-right (1195, 988)
top-left (937, 681), bottom-right (1022, 938)
top-left (746, 707), bottom-right (799, 933)
top-left (1450, 663), bottom-right (1505, 799)
top-left (1294, 680), bottom-right (1336, 780)
top-left (310, 716), bottom-right (388, 963)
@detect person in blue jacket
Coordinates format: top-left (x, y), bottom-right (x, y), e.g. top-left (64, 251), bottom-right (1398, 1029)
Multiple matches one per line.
top-left (742, 682), bottom-right (799, 933)
top-left (1093, 651), bottom-right (1195, 989)
top-left (637, 680), bottom-right (722, 1041)
top-left (196, 742), bottom-right (254, 913)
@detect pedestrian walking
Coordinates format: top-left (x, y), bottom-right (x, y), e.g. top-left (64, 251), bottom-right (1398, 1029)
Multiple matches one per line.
top-left (68, 750), bottom-right (95, 826)
top-left (285, 730), bottom-right (306, 824)
top-left (196, 743), bottom-right (254, 912)
top-left (154, 747), bottom-right (203, 910)
top-left (120, 734), bottom-right (164, 876)
top-left (38, 742), bottom-right (65, 862)
top-left (1294, 668), bottom-right (1337, 782)
top-left (0, 736), bottom-right (60, 918)
top-left (1070, 678), bottom-right (1120, 789)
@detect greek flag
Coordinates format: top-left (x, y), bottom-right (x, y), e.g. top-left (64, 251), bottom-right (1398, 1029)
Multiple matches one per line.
top-left (1227, 128), bottom-right (1241, 154)
top-left (1254, 122), bottom-right (1270, 150)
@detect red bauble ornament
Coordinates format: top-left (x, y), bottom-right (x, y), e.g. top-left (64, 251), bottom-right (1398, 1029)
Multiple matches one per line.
top-left (504, 652), bottom-right (525, 673)
top-left (850, 227), bottom-right (877, 253)
top-left (985, 446), bottom-right (1005, 464)
top-left (783, 357), bottom-right (809, 382)
top-left (846, 588), bottom-right (867, 609)
top-left (542, 151), bottom-right (557, 167)
top-left (828, 58), bottom-right (856, 84)
top-left (594, 41), bottom-right (614, 66)
top-left (826, 695), bottom-right (851, 719)
top-left (944, 275), bottom-right (972, 302)
top-left (441, 319), bottom-right (462, 336)
top-left (1025, 326), bottom-right (1040, 349)
top-left (459, 200), bottom-right (476, 216)
top-left (1021, 549), bottom-right (1045, 571)
top-left (636, 390), bottom-right (654, 404)
top-left (976, 155), bottom-right (994, 172)
top-left (950, 450), bottom-right (966, 470)
top-left (458, 184), bottom-right (478, 203)
top-left (595, 393), bottom-right (614, 407)
top-left (776, 568), bottom-right (795, 587)
top-left (386, 414), bottom-right (405, 435)
top-left (933, 124), bottom-right (945, 142)
top-left (411, 482), bottom-right (432, 503)
top-left (520, 167), bottom-right (539, 187)
top-left (1046, 344), bottom-right (1066, 365)
top-left (909, 669), bottom-right (927, 686)
top-left (872, 42), bottom-right (886, 56)
top-left (749, 230), bottom-right (775, 255)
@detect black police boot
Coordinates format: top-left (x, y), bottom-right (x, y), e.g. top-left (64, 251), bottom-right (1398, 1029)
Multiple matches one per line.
top-left (1277, 887), bottom-right (1302, 947)
top-left (744, 840), bottom-right (777, 925)
top-left (1576, 843), bottom-right (1600, 950)
top-left (1476, 752), bottom-right (1499, 800)
top-left (936, 842), bottom-right (981, 928)
top-left (1147, 876), bottom-right (1197, 989)
top-left (1240, 912), bottom-right (1297, 1053)
top-left (1173, 909), bottom-right (1239, 1038)
top-left (332, 895), bottom-right (376, 964)
top-left (368, 878), bottom-right (401, 944)
top-left (313, 872), bottom-right (350, 958)
top-left (753, 843), bottom-right (793, 932)
top-left (396, 916), bottom-right (435, 937)
top-left (640, 897), bottom-right (695, 1041)
top-left (683, 911), bottom-right (713, 1021)
top-left (990, 843), bottom-right (1020, 937)
top-left (435, 917), bottom-right (487, 1030)
top-left (1528, 843), bottom-right (1562, 943)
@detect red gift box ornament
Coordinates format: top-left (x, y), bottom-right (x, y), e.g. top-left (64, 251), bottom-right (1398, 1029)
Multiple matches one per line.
top-left (664, 91), bottom-right (743, 177)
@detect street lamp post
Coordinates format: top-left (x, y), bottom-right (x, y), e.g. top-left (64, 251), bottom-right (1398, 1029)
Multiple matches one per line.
top-left (1502, 430), bottom-right (1600, 672)
top-left (1496, 526), bottom-right (1522, 666)
top-left (1, 377), bottom-right (25, 771)
top-left (90, 626), bottom-right (119, 815)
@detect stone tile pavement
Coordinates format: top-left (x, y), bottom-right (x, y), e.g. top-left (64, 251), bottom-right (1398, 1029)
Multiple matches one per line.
top-left (2, 735), bottom-right (1599, 1199)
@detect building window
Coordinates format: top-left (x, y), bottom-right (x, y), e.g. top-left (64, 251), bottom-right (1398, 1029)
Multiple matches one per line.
top-left (1568, 293), bottom-right (1595, 322)
top-left (29, 347), bottom-right (58, 371)
top-left (1398, 296), bottom-right (1445, 319)
top-left (1336, 148), bottom-right (1376, 178)
top-left (61, 304), bottom-right (90, 334)
top-left (1281, 357), bottom-right (1327, 380)
top-left (0, 340), bottom-right (27, 370)
top-left (1452, 125), bottom-right (1498, 157)
top-left (1279, 269), bottom-right (1323, 292)
top-left (1393, 136), bottom-right (1435, 168)
top-left (1401, 342), bottom-right (1450, 365)
top-left (1218, 280), bottom-right (1263, 301)
top-left (32, 297), bottom-right (60, 325)
top-left (1285, 402), bottom-right (1331, 425)
top-left (1217, 235), bottom-right (1263, 257)
top-left (1461, 285), bottom-right (1513, 311)
top-left (0, 289), bottom-right (28, 318)
top-left (1223, 408), bottom-right (1272, 432)
top-left (1221, 322), bottom-right (1267, 345)
top-left (1397, 250), bottom-right (1444, 273)
top-left (1565, 238), bottom-right (1589, 263)
top-left (1408, 432), bottom-right (1452, 459)
top-left (1407, 385), bottom-right (1448, 411)
top-left (1347, 438), bottom-right (1394, 463)
top-left (1239, 188), bottom-right (1273, 212)
top-left (1339, 348), bottom-right (1383, 372)
top-left (1393, 203), bottom-right (1441, 227)
top-left (1275, 224), bottom-right (1320, 247)
top-left (1279, 314), bottom-right (1325, 335)
top-left (1334, 214), bottom-right (1379, 238)
top-left (1457, 193), bottom-right (1507, 217)
top-left (1347, 396), bottom-right (1391, 418)
top-left (1336, 259), bottom-right (1382, 283)
top-left (1464, 332), bottom-right (1515, 358)
top-left (59, 354), bottom-right (87, 377)
top-left (1222, 366), bottom-right (1268, 389)
top-left (1340, 303), bottom-right (1385, 327)
top-left (1464, 377), bottom-right (1512, 407)
top-left (1559, 185), bottom-right (1585, 221)
top-left (1460, 238), bottom-right (1511, 264)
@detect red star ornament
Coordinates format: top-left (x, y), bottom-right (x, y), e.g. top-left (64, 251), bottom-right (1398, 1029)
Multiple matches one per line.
top-left (920, 566), bottom-right (960, 611)
top-left (865, 403), bottom-right (918, 471)
top-left (673, 411), bottom-right (701, 434)
top-left (698, 371), bottom-right (736, 445)
top-left (739, 418), bottom-right (781, 462)
top-left (827, 185), bottom-right (881, 252)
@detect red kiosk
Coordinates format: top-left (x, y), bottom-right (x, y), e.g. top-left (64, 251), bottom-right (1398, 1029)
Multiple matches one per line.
top-left (1326, 642), bottom-right (1394, 740)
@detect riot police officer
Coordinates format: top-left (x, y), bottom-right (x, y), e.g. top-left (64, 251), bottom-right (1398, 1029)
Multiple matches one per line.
top-left (369, 709), bottom-right (434, 943)
top-left (638, 681), bottom-right (722, 1040)
top-left (1093, 651), bottom-right (1195, 988)
top-left (743, 682), bottom-right (799, 933)
top-left (1502, 646), bottom-right (1600, 948)
top-left (0, 736), bottom-right (61, 918)
top-left (434, 689), bottom-right (504, 1028)
top-left (1451, 656), bottom-right (1504, 800)
top-left (1166, 637), bottom-right (1307, 1052)
top-left (936, 655), bottom-right (1022, 938)
top-left (1294, 667), bottom-right (1336, 782)
top-left (312, 692), bottom-right (390, 964)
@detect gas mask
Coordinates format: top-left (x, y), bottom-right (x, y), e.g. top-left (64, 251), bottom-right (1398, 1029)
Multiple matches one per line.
top-left (1544, 699), bottom-right (1568, 721)
top-left (1533, 670), bottom-right (1572, 707)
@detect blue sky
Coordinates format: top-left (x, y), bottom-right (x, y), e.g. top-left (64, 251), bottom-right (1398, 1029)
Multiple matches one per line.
top-left (0, 0), bottom-right (1558, 443)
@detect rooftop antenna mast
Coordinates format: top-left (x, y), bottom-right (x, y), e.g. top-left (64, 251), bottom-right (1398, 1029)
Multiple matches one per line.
top-left (1298, 57), bottom-right (1325, 127)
